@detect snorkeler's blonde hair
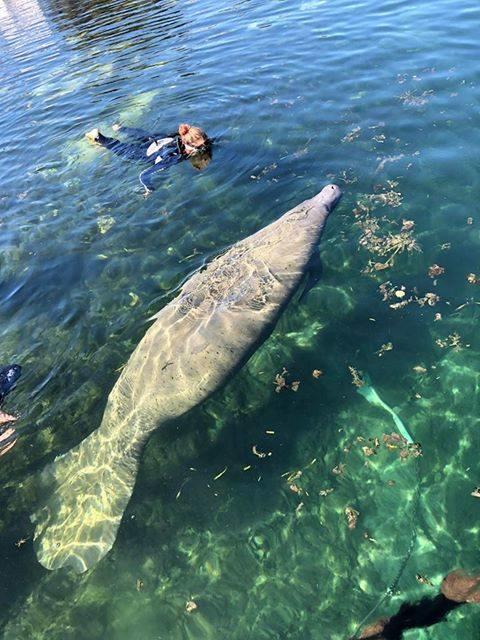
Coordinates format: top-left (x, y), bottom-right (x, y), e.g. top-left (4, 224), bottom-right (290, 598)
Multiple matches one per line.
top-left (178, 123), bottom-right (208, 148)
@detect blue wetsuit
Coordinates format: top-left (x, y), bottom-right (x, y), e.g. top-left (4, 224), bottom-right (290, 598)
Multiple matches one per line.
top-left (94, 127), bottom-right (185, 192)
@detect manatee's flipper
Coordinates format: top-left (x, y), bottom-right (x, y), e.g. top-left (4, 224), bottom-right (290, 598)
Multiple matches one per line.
top-left (298, 248), bottom-right (323, 303)
top-left (32, 432), bottom-right (138, 573)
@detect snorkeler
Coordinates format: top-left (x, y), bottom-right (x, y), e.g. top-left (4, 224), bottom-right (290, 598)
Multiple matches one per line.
top-left (85, 123), bottom-right (212, 193)
top-left (0, 364), bottom-right (22, 457)
top-left (356, 569), bottom-right (480, 639)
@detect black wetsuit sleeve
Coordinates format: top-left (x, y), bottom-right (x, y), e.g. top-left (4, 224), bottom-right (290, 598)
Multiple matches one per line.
top-left (139, 153), bottom-right (183, 192)
top-left (139, 165), bottom-right (160, 192)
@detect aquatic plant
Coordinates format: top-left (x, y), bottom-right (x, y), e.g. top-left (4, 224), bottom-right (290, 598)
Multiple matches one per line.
top-left (352, 182), bottom-right (421, 274)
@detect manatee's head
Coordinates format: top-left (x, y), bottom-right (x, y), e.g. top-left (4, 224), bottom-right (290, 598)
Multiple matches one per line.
top-left (313, 184), bottom-right (342, 211)
top-left (0, 364), bottom-right (22, 403)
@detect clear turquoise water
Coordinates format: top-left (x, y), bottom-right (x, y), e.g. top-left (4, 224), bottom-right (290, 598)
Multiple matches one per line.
top-left (1, 0), bottom-right (480, 637)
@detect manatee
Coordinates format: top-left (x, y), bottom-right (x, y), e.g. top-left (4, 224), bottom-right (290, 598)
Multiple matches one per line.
top-left (32, 185), bottom-right (342, 573)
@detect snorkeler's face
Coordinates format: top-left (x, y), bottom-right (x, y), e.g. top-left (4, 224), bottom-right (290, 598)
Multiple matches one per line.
top-left (183, 141), bottom-right (204, 154)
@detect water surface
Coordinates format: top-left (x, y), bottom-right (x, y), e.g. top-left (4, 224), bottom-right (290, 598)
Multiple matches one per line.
top-left (1, 0), bottom-right (480, 637)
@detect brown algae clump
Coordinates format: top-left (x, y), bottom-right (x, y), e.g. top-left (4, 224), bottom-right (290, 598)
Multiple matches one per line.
top-left (353, 181), bottom-right (421, 274)
top-left (345, 506), bottom-right (360, 530)
top-left (273, 367), bottom-right (300, 393)
top-left (348, 366), bottom-right (365, 388)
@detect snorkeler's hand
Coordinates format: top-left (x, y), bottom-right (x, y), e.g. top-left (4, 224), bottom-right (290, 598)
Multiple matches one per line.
top-left (139, 167), bottom-right (158, 194)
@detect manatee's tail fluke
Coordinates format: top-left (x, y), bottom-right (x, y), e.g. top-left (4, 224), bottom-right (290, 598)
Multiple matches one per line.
top-left (32, 431), bottom-right (138, 573)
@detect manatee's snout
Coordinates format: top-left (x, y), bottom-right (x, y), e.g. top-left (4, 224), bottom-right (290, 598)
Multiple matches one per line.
top-left (308, 184), bottom-right (342, 212)
top-left (319, 183), bottom-right (342, 210)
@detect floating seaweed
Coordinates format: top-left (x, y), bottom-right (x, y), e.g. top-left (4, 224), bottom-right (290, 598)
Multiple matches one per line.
top-left (375, 342), bottom-right (393, 357)
top-left (353, 182), bottom-right (421, 274)
top-left (416, 573), bottom-right (434, 587)
top-left (348, 366), bottom-right (365, 388)
top-left (345, 506), bottom-right (359, 530)
top-left (428, 264), bottom-right (445, 278)
top-left (399, 89), bottom-right (434, 106)
top-left (185, 600), bottom-right (198, 613)
top-left (273, 367), bottom-right (300, 393)
top-left (342, 126), bottom-right (361, 143)
top-left (435, 332), bottom-right (466, 350)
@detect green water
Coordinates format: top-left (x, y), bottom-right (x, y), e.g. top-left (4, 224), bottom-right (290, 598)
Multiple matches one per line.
top-left (1, 0), bottom-right (480, 637)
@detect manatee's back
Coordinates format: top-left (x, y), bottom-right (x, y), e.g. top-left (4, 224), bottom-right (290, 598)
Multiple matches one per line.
top-left (99, 198), bottom-right (327, 432)
top-left (32, 191), bottom-right (335, 573)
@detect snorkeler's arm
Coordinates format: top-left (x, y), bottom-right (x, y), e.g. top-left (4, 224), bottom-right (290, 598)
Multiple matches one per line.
top-left (139, 165), bottom-right (162, 192)
top-left (138, 153), bottom-right (183, 192)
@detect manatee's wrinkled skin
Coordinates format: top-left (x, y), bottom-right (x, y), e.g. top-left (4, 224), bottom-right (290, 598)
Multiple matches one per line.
top-left (32, 185), bottom-right (342, 573)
